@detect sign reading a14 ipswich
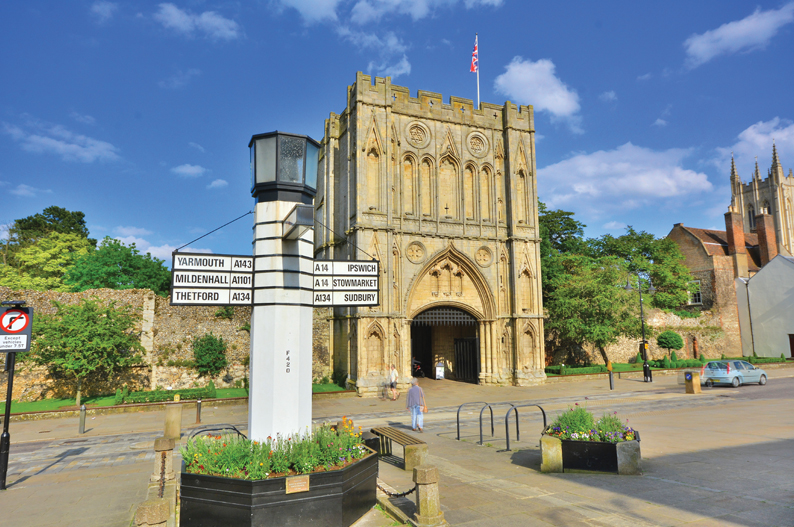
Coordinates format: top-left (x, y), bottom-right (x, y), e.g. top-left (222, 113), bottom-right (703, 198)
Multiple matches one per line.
top-left (313, 261), bottom-right (379, 307)
top-left (170, 252), bottom-right (253, 306)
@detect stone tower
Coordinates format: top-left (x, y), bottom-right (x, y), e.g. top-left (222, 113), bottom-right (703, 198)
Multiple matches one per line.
top-left (314, 72), bottom-right (545, 396)
top-left (729, 143), bottom-right (794, 256)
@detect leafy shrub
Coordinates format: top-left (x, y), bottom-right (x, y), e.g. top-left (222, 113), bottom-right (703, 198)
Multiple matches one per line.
top-left (214, 306), bottom-right (234, 320)
top-left (634, 352), bottom-right (643, 364)
top-left (749, 356), bottom-right (786, 364)
top-left (181, 418), bottom-right (368, 480)
top-left (671, 350), bottom-right (678, 362)
top-left (545, 365), bottom-right (607, 375)
top-left (657, 331), bottom-right (684, 353)
top-left (193, 333), bottom-right (228, 377)
top-left (666, 308), bottom-right (700, 319)
top-left (662, 356), bottom-right (671, 369)
top-left (547, 406), bottom-right (636, 443)
top-left (552, 405), bottom-right (595, 431)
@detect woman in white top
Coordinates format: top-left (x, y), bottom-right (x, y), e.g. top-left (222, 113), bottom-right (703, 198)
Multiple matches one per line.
top-left (389, 364), bottom-right (399, 401)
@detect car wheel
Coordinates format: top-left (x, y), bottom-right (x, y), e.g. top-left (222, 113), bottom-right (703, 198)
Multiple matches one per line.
top-left (759, 375), bottom-right (767, 386)
top-left (705, 379), bottom-right (713, 388)
top-left (731, 377), bottom-right (740, 388)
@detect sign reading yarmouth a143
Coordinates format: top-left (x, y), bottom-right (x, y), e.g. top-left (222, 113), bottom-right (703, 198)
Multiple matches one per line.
top-left (170, 252), bottom-right (254, 306)
top-left (0, 306), bottom-right (33, 353)
top-left (313, 260), bottom-right (379, 306)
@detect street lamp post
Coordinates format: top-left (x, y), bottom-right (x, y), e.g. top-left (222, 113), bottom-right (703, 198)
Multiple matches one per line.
top-left (625, 275), bottom-right (655, 382)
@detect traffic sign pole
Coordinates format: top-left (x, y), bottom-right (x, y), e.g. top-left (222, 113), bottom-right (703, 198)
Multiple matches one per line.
top-left (0, 351), bottom-right (16, 490)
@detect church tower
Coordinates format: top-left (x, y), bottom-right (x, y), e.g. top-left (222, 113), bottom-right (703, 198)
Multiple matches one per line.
top-left (729, 142), bottom-right (794, 257)
top-left (314, 73), bottom-right (545, 395)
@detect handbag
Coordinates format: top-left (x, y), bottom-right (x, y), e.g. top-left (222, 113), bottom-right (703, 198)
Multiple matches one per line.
top-left (421, 391), bottom-right (428, 413)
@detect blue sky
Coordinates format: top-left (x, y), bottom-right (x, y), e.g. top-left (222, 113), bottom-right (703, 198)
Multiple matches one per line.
top-left (2, 1), bottom-right (793, 265)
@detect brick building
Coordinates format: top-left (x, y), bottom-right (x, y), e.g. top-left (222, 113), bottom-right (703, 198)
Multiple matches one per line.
top-left (314, 73), bottom-right (544, 395)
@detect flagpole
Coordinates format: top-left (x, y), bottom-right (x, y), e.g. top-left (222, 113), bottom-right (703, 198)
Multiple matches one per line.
top-left (476, 33), bottom-right (480, 109)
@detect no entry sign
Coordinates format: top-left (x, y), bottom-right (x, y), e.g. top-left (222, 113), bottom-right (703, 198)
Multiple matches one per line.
top-left (0, 307), bottom-right (33, 353)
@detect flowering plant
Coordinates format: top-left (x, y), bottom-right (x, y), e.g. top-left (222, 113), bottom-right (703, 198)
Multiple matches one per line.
top-left (181, 417), bottom-right (369, 480)
top-left (545, 405), bottom-right (636, 443)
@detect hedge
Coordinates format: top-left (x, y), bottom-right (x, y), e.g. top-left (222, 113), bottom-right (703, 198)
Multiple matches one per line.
top-left (545, 365), bottom-right (607, 375)
top-left (748, 356), bottom-right (787, 364)
top-left (115, 381), bottom-right (216, 405)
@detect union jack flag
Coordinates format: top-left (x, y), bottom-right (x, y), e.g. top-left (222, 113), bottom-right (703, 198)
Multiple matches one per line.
top-left (470, 34), bottom-right (478, 73)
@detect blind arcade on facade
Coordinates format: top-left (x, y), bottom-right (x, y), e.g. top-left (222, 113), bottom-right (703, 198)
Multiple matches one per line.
top-left (170, 252), bottom-right (254, 306)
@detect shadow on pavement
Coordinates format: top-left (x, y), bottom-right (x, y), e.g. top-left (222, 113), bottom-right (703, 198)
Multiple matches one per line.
top-left (9, 446), bottom-right (89, 487)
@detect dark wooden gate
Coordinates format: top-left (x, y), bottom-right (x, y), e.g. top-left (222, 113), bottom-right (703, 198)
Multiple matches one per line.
top-left (454, 338), bottom-right (480, 383)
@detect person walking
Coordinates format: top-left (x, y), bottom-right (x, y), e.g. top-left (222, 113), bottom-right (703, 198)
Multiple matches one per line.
top-left (389, 364), bottom-right (399, 401)
top-left (406, 378), bottom-right (427, 432)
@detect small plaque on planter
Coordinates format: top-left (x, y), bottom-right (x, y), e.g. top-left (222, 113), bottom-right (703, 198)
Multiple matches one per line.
top-left (286, 475), bottom-right (310, 494)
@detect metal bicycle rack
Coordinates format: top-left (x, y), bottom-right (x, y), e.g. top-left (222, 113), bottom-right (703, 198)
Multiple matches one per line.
top-left (478, 402), bottom-right (516, 445)
top-left (455, 402), bottom-right (490, 441)
top-left (503, 404), bottom-right (546, 452)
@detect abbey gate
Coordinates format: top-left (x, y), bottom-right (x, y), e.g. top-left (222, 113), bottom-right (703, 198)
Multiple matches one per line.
top-left (314, 73), bottom-right (545, 396)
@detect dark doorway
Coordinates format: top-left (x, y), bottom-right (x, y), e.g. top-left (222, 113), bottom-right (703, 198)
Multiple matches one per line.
top-left (455, 338), bottom-right (480, 383)
top-left (411, 325), bottom-right (433, 377)
top-left (410, 307), bottom-right (480, 382)
top-left (789, 334), bottom-right (794, 358)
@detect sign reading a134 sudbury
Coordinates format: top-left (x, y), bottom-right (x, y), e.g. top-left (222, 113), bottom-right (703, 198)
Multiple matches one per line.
top-left (170, 252), bottom-right (253, 306)
top-left (313, 261), bottom-right (379, 307)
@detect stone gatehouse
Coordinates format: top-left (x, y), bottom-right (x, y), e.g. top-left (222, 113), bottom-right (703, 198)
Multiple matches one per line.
top-left (313, 73), bottom-right (545, 396)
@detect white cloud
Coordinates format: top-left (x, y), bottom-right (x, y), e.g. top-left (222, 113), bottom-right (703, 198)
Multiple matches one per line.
top-left (154, 3), bottom-right (241, 40)
top-left (114, 226), bottom-right (153, 236)
top-left (171, 164), bottom-right (207, 177)
top-left (603, 221), bottom-right (627, 231)
top-left (2, 119), bottom-right (119, 163)
top-left (337, 27), bottom-right (411, 79)
top-left (538, 143), bottom-right (713, 217)
top-left (637, 73), bottom-right (652, 81)
top-left (684, 3), bottom-right (794, 69)
top-left (207, 179), bottom-right (228, 189)
top-left (114, 235), bottom-right (212, 262)
top-left (369, 55), bottom-right (411, 78)
top-left (599, 90), bottom-right (617, 102)
top-left (0, 223), bottom-right (10, 241)
top-left (158, 68), bottom-right (201, 89)
top-left (713, 117), bottom-right (794, 176)
top-left (91, 1), bottom-right (118, 23)
top-left (70, 111), bottom-right (96, 125)
top-left (9, 184), bottom-right (53, 197)
top-left (276, 0), bottom-right (342, 24)
top-left (653, 118), bottom-right (667, 127)
top-left (494, 57), bottom-right (582, 133)
top-left (349, 0), bottom-right (503, 24)
top-left (188, 142), bottom-right (205, 152)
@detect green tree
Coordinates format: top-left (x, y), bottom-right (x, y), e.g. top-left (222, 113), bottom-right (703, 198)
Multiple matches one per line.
top-left (65, 237), bottom-right (171, 296)
top-left (192, 333), bottom-right (228, 377)
top-left (538, 201), bottom-right (587, 304)
top-left (589, 227), bottom-right (692, 309)
top-left (657, 330), bottom-right (684, 355)
top-left (2, 206), bottom-right (95, 267)
top-left (0, 231), bottom-right (93, 291)
top-left (544, 254), bottom-right (643, 363)
top-left (30, 299), bottom-right (144, 406)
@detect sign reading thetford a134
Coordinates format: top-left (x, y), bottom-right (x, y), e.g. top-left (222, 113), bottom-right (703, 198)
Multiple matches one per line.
top-left (170, 252), bottom-right (254, 306)
top-left (313, 260), bottom-right (379, 306)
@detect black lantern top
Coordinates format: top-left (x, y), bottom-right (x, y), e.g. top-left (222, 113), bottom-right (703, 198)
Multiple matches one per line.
top-left (249, 131), bottom-right (319, 204)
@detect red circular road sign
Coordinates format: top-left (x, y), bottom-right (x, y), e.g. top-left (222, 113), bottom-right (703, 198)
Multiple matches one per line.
top-left (1, 309), bottom-right (30, 333)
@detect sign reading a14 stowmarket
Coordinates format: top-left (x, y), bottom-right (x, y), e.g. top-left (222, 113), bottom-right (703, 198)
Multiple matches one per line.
top-left (170, 252), bottom-right (253, 306)
top-left (313, 260), bottom-right (379, 307)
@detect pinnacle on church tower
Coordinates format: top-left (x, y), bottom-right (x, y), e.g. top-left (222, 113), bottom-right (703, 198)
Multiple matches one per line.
top-left (771, 140), bottom-right (784, 181)
top-left (753, 156), bottom-right (761, 180)
top-left (730, 152), bottom-right (739, 182)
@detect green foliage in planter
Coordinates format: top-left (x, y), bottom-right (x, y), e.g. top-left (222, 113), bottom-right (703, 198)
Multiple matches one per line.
top-left (193, 333), bottom-right (228, 377)
top-left (547, 405), bottom-right (636, 443)
top-left (181, 418), bottom-right (368, 480)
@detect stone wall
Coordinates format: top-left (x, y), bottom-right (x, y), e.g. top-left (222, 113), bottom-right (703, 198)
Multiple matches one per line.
top-left (1, 287), bottom-right (334, 402)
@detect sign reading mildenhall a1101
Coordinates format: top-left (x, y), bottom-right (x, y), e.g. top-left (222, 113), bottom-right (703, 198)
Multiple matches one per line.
top-left (170, 252), bottom-right (253, 306)
top-left (313, 261), bottom-right (379, 306)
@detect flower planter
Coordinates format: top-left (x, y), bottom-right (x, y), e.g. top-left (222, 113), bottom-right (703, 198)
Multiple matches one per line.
top-left (540, 428), bottom-right (641, 475)
top-left (180, 450), bottom-right (378, 527)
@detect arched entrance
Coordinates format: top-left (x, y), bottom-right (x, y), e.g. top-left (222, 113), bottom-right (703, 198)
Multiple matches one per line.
top-left (411, 307), bottom-right (480, 382)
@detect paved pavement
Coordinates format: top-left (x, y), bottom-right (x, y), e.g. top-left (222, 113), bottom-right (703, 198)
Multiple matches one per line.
top-left (1, 369), bottom-right (792, 526)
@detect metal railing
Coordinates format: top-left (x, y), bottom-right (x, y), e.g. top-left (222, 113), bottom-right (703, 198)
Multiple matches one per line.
top-left (478, 402), bottom-right (516, 445)
top-left (187, 424), bottom-right (248, 441)
top-left (503, 404), bottom-right (547, 452)
top-left (456, 402), bottom-right (489, 440)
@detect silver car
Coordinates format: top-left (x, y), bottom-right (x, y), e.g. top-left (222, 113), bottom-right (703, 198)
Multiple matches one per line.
top-left (700, 360), bottom-right (767, 388)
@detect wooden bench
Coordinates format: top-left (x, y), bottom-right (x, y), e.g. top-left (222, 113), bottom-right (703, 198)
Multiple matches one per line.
top-left (370, 426), bottom-right (428, 471)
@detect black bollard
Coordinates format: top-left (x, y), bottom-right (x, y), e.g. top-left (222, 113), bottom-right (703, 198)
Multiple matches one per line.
top-left (608, 371), bottom-right (614, 390)
top-left (195, 399), bottom-right (202, 424)
top-left (79, 405), bottom-right (86, 434)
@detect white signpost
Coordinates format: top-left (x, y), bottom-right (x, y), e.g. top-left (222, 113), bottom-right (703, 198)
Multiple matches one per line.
top-left (170, 252), bottom-right (253, 306)
top-left (313, 261), bottom-right (379, 306)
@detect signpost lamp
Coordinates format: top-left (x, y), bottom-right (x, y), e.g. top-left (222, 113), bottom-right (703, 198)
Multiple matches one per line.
top-left (625, 275), bottom-right (655, 382)
top-left (248, 131), bottom-right (319, 441)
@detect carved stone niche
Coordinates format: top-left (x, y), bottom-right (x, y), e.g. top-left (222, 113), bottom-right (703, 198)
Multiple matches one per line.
top-left (405, 241), bottom-right (427, 264)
